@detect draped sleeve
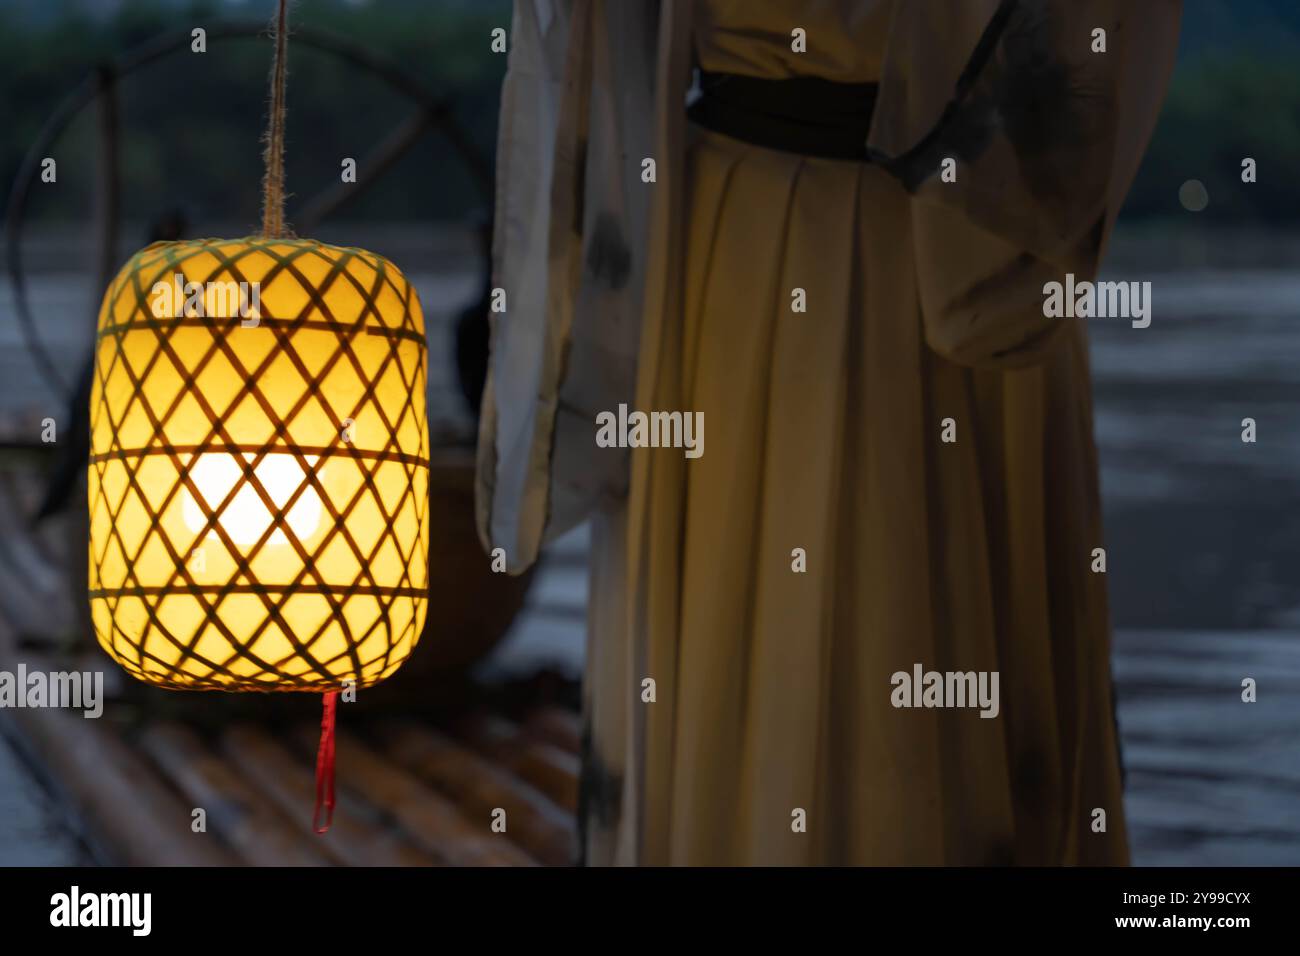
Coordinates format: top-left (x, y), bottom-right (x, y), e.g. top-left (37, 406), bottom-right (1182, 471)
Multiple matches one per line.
top-left (476, 0), bottom-right (661, 572)
top-left (868, 0), bottom-right (1182, 368)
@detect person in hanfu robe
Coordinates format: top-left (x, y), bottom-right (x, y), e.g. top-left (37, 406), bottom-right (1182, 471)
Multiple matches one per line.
top-left (476, 0), bottom-right (1182, 865)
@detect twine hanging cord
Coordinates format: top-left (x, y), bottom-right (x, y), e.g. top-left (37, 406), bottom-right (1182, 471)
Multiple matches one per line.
top-left (261, 0), bottom-right (291, 239)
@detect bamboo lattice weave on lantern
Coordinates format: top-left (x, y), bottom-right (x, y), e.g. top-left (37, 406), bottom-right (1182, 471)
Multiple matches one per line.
top-left (87, 237), bottom-right (430, 692)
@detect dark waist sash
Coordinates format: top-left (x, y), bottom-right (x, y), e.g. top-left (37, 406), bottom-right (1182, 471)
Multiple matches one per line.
top-left (686, 70), bottom-right (879, 162)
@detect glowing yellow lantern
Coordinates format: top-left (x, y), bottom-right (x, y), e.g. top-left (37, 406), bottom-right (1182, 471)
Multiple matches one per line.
top-left (85, 0), bottom-right (429, 832)
top-left (87, 237), bottom-right (429, 693)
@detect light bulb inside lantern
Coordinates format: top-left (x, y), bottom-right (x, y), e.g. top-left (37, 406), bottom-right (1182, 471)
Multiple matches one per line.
top-left (182, 452), bottom-right (323, 547)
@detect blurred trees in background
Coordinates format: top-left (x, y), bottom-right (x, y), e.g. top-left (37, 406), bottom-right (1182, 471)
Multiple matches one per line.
top-left (0, 0), bottom-right (509, 227)
top-left (1, 0), bottom-right (1298, 227)
top-left (1125, 53), bottom-right (1300, 224)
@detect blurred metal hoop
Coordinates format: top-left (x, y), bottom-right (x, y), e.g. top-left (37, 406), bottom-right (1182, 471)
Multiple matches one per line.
top-left (4, 20), bottom-right (493, 403)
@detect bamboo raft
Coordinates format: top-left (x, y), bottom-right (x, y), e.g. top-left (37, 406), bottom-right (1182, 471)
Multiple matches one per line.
top-left (0, 450), bottom-right (583, 866)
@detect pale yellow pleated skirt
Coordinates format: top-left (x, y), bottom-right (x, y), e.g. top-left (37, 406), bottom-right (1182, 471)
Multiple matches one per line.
top-left (581, 123), bottom-right (1129, 866)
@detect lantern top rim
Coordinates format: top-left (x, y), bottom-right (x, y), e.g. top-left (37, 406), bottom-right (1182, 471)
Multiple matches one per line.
top-left (128, 234), bottom-right (412, 267)
top-left (98, 235), bottom-right (427, 341)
